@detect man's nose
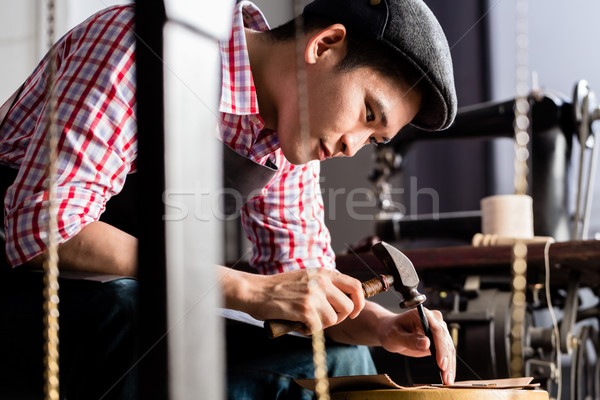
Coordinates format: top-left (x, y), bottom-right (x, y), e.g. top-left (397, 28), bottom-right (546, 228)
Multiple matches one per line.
top-left (340, 131), bottom-right (370, 157)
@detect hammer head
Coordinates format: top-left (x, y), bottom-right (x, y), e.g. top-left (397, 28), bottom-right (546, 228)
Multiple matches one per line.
top-left (371, 241), bottom-right (426, 309)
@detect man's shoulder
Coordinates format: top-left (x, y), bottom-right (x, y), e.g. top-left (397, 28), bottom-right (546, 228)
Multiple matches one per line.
top-left (70, 4), bottom-right (135, 39)
top-left (61, 4), bottom-right (136, 66)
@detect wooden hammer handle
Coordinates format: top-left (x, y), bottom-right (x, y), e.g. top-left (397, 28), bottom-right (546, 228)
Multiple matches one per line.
top-left (362, 274), bottom-right (394, 298)
top-left (265, 274), bottom-right (394, 339)
top-left (264, 320), bottom-right (304, 339)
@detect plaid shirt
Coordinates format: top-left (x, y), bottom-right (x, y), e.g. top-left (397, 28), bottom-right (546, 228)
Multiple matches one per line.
top-left (1, 2), bottom-right (335, 273)
top-left (220, 2), bottom-right (335, 273)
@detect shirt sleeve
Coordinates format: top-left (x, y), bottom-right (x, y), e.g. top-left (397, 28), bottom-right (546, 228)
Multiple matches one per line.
top-left (3, 6), bottom-right (137, 267)
top-left (241, 156), bottom-right (336, 275)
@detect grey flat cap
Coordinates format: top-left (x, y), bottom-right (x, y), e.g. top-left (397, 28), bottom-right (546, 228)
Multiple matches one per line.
top-left (304, 0), bottom-right (457, 131)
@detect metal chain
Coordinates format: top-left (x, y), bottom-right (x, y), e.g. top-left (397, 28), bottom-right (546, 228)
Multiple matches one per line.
top-left (510, 0), bottom-right (530, 379)
top-left (311, 320), bottom-right (331, 400)
top-left (510, 242), bottom-right (528, 377)
top-left (292, 0), bottom-right (330, 396)
top-left (306, 238), bottom-right (330, 394)
top-left (43, 0), bottom-right (61, 398)
top-left (513, 0), bottom-right (530, 197)
top-left (306, 268), bottom-right (330, 400)
top-left (294, 0), bottom-right (311, 161)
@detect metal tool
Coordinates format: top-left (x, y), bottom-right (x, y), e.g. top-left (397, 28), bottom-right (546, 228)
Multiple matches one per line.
top-left (572, 80), bottom-right (600, 240)
top-left (264, 241), bottom-right (443, 383)
top-left (371, 241), bottom-right (443, 384)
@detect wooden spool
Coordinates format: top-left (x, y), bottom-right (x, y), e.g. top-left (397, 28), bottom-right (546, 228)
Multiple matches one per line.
top-left (330, 389), bottom-right (549, 400)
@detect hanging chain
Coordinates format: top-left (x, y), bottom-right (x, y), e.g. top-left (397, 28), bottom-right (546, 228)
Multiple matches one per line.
top-left (513, 0), bottom-right (530, 197)
top-left (43, 0), bottom-right (61, 398)
top-left (294, 0), bottom-right (311, 160)
top-left (510, 242), bottom-right (528, 377)
top-left (292, 0), bottom-right (330, 397)
top-left (510, 0), bottom-right (530, 379)
top-left (306, 269), bottom-right (330, 400)
top-left (310, 308), bottom-right (331, 400)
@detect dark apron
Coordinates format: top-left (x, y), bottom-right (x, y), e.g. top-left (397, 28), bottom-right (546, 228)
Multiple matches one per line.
top-left (221, 141), bottom-right (277, 216)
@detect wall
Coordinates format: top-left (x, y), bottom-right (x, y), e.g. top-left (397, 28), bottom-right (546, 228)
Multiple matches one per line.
top-left (0, 0), bottom-right (39, 101)
top-left (0, 0), bottom-right (128, 102)
top-left (489, 0), bottom-right (599, 101)
top-left (488, 0), bottom-right (600, 238)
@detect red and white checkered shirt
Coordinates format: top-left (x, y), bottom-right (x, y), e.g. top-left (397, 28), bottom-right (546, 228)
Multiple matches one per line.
top-left (1, 2), bottom-right (335, 273)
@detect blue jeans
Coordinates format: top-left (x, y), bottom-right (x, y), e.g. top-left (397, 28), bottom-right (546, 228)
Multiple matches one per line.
top-left (226, 322), bottom-right (377, 399)
top-left (0, 270), bottom-right (139, 400)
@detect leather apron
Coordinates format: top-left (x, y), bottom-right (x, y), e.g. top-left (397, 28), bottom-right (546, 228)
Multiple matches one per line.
top-left (221, 141), bottom-right (278, 216)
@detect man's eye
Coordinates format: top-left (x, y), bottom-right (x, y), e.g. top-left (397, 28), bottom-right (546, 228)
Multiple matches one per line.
top-left (366, 104), bottom-right (375, 122)
top-left (369, 136), bottom-right (391, 147)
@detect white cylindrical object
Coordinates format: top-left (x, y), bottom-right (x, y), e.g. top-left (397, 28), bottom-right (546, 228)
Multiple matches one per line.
top-left (480, 194), bottom-right (534, 239)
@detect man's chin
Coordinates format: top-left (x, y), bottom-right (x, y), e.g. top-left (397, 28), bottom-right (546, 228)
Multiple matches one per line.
top-left (283, 154), bottom-right (313, 165)
top-left (280, 144), bottom-right (314, 165)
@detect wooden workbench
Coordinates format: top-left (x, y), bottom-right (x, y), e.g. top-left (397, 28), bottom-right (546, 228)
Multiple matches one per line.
top-left (330, 388), bottom-right (549, 399)
top-left (334, 240), bottom-right (600, 287)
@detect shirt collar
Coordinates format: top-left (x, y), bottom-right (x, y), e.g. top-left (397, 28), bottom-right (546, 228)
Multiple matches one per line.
top-left (219, 1), bottom-right (269, 116)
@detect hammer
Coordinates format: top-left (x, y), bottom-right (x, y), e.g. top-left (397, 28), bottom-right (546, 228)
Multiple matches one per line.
top-left (264, 242), bottom-right (443, 382)
top-left (371, 241), bottom-right (443, 383)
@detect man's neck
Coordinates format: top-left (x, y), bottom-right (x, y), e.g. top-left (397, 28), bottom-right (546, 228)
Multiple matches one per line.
top-left (245, 29), bottom-right (296, 131)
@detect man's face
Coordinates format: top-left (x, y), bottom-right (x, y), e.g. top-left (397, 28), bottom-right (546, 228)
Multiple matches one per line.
top-left (277, 63), bottom-right (422, 165)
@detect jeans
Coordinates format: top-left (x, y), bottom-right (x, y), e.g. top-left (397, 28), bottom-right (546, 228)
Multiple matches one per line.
top-left (0, 269), bottom-right (139, 400)
top-left (226, 322), bottom-right (377, 400)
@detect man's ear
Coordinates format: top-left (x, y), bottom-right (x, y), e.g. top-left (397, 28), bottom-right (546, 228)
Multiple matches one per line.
top-left (305, 24), bottom-right (347, 65)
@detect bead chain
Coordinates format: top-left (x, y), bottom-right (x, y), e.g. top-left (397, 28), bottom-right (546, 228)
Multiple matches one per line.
top-left (293, 0), bottom-right (330, 396)
top-left (43, 0), bottom-right (61, 398)
top-left (510, 0), bottom-right (530, 379)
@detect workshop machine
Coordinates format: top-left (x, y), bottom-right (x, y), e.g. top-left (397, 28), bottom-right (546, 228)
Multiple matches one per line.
top-left (360, 81), bottom-right (600, 399)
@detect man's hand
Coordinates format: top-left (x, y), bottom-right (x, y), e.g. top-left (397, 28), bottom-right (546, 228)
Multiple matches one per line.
top-left (220, 267), bottom-right (456, 384)
top-left (220, 267), bottom-right (365, 333)
top-left (376, 307), bottom-right (456, 385)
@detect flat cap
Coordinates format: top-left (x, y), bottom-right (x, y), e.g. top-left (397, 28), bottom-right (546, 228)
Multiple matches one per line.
top-left (304, 0), bottom-right (457, 131)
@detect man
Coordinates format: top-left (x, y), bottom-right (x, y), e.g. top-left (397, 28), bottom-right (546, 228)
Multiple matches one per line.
top-left (0, 0), bottom-right (457, 398)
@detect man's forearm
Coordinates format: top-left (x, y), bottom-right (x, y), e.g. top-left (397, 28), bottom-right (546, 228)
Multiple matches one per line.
top-left (21, 221), bottom-right (138, 277)
top-left (218, 265), bottom-right (257, 312)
